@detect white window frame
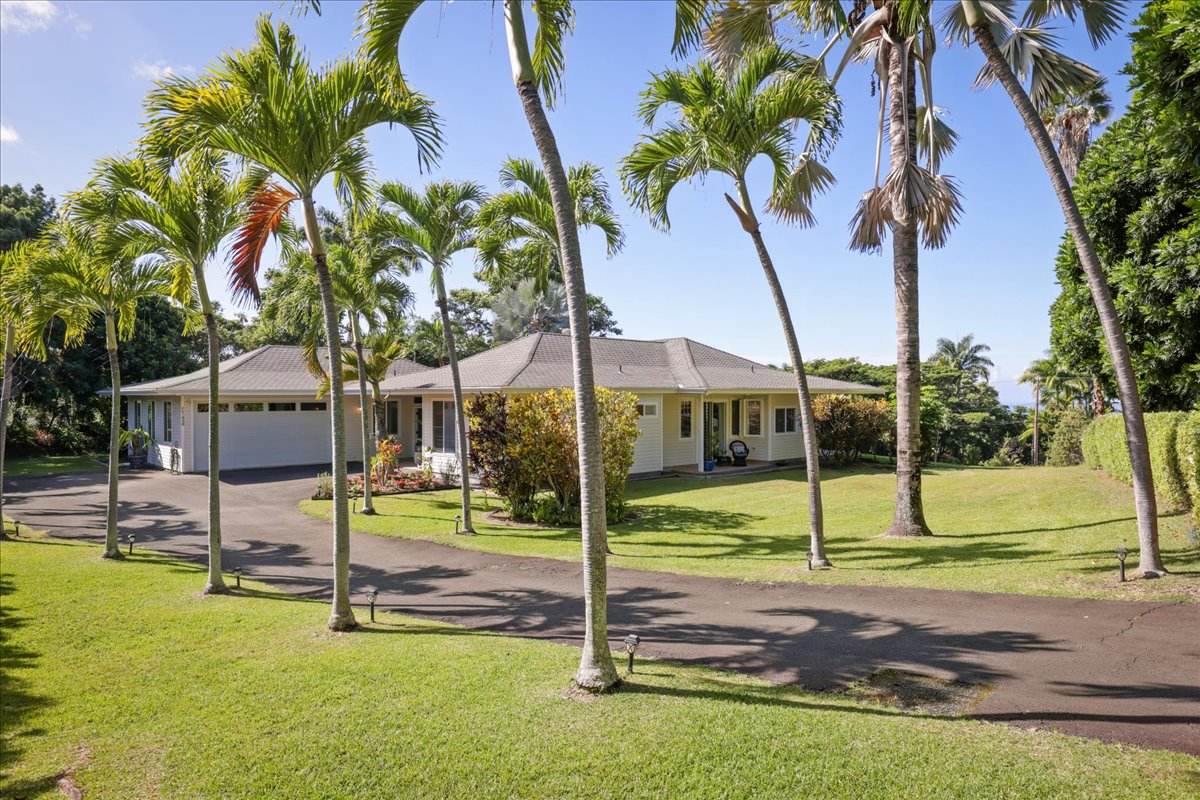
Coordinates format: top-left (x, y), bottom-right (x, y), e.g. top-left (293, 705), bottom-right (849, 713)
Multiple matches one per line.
top-left (147, 402), bottom-right (155, 438)
top-left (745, 399), bottom-right (764, 437)
top-left (636, 402), bottom-right (658, 418)
top-left (433, 400), bottom-right (457, 453)
top-left (679, 399), bottom-right (693, 440)
top-left (134, 400), bottom-right (142, 429)
top-left (774, 405), bottom-right (798, 434)
top-left (163, 401), bottom-right (173, 442)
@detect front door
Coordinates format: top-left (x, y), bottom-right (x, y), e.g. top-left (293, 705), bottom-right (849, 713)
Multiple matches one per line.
top-left (704, 401), bottom-right (724, 462)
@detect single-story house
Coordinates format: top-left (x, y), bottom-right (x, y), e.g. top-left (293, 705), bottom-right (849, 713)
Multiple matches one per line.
top-left (119, 345), bottom-right (426, 472)
top-left (121, 335), bottom-right (883, 476)
top-left (379, 333), bottom-right (884, 476)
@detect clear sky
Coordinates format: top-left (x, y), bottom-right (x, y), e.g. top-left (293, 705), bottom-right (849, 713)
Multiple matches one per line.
top-left (0, 0), bottom-right (1141, 405)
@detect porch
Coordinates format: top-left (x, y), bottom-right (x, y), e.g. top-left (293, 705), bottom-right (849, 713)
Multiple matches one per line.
top-left (666, 458), bottom-right (794, 478)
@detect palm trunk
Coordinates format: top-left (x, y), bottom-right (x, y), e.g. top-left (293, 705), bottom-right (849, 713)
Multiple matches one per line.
top-left (505, 0), bottom-right (619, 691)
top-left (351, 317), bottom-right (375, 515)
top-left (372, 380), bottom-right (386, 455)
top-left (973, 25), bottom-right (1164, 577)
top-left (103, 314), bottom-right (123, 559)
top-left (728, 185), bottom-right (828, 566)
top-left (884, 41), bottom-right (931, 537)
top-left (1032, 384), bottom-right (1041, 465)
top-left (1091, 376), bottom-right (1106, 418)
top-left (0, 324), bottom-right (14, 538)
top-left (303, 196), bottom-right (357, 629)
top-left (195, 271), bottom-right (228, 593)
top-left (434, 279), bottom-right (474, 533)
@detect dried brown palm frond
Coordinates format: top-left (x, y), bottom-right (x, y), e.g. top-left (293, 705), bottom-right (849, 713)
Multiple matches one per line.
top-left (848, 185), bottom-right (891, 254)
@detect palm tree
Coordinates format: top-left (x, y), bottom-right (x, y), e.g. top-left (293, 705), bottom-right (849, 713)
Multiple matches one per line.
top-left (492, 278), bottom-right (568, 341)
top-left (621, 46), bottom-right (841, 565)
top-left (145, 17), bottom-right (442, 628)
top-left (358, 0), bottom-right (622, 689)
top-left (77, 151), bottom-right (248, 593)
top-left (932, 334), bottom-right (994, 398)
top-left (476, 156), bottom-right (624, 291)
top-left (408, 317), bottom-right (449, 366)
top-left (374, 180), bottom-right (485, 534)
top-left (0, 244), bottom-right (38, 533)
top-left (673, 1), bottom-right (964, 539)
top-left (953, 0), bottom-right (1165, 576)
top-left (336, 330), bottom-right (410, 455)
top-left (1040, 79), bottom-right (1112, 182)
top-left (24, 214), bottom-right (173, 558)
top-left (1019, 357), bottom-right (1056, 465)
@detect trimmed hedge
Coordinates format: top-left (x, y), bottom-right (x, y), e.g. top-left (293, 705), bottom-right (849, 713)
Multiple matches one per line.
top-left (1082, 411), bottom-right (1197, 513)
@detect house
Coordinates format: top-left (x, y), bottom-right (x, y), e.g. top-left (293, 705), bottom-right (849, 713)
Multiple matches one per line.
top-left (119, 345), bottom-right (426, 472)
top-left (379, 333), bottom-right (884, 476)
top-left (121, 335), bottom-right (883, 476)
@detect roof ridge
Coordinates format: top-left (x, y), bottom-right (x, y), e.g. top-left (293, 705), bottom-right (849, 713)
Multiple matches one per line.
top-left (506, 332), bottom-right (545, 387)
top-left (672, 338), bottom-right (706, 389)
top-left (681, 337), bottom-right (781, 371)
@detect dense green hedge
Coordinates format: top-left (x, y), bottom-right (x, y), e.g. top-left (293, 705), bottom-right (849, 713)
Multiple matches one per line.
top-left (1082, 411), bottom-right (1198, 514)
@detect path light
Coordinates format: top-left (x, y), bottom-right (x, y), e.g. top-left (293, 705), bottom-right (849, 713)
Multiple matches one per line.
top-left (127, 533), bottom-right (136, 555)
top-left (1116, 547), bottom-right (1129, 583)
top-left (454, 515), bottom-right (461, 535)
top-left (806, 549), bottom-right (814, 571)
top-left (366, 589), bottom-right (379, 623)
top-left (624, 634), bottom-right (641, 674)
top-left (233, 567), bottom-right (243, 589)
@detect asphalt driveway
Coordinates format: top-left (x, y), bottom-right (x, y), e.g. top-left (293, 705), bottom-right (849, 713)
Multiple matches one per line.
top-left (3, 466), bottom-right (1198, 755)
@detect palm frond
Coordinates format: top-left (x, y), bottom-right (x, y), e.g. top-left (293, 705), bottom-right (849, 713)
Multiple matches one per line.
top-left (530, 0), bottom-right (575, 109)
top-left (230, 183), bottom-right (298, 307)
top-left (1020, 0), bottom-right (1125, 48)
top-left (848, 186), bottom-right (891, 254)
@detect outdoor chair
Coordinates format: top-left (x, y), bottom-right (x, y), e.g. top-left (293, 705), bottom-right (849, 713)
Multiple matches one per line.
top-left (729, 440), bottom-right (749, 467)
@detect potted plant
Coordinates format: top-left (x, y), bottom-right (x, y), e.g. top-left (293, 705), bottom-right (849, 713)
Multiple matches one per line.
top-left (121, 426), bottom-right (152, 469)
top-left (704, 441), bottom-right (719, 472)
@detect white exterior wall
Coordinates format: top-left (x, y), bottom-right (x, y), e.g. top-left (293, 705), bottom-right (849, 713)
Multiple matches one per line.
top-left (728, 395), bottom-right (769, 462)
top-left (661, 394), bottom-right (701, 469)
top-left (630, 393), bottom-right (663, 474)
top-left (767, 393), bottom-right (804, 461)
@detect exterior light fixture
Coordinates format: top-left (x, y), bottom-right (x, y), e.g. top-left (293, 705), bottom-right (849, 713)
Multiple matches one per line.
top-left (127, 533), bottom-right (136, 555)
top-left (233, 567), bottom-right (243, 589)
top-left (366, 589), bottom-right (380, 623)
top-left (1116, 547), bottom-right (1129, 583)
top-left (623, 633), bottom-right (641, 674)
top-left (806, 549), bottom-right (814, 571)
top-left (454, 515), bottom-right (461, 535)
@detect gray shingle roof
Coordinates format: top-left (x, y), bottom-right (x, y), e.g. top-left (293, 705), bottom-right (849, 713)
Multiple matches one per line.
top-left (380, 333), bottom-right (884, 395)
top-left (121, 345), bottom-right (427, 396)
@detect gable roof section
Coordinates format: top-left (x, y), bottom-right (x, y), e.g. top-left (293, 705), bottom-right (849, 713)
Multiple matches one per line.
top-left (121, 345), bottom-right (428, 397)
top-left (380, 333), bottom-right (884, 395)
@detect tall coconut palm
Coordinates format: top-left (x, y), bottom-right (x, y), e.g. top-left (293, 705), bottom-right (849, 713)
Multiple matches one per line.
top-left (1040, 78), bottom-right (1112, 182)
top-left (621, 46), bottom-right (841, 565)
top-left (950, 0), bottom-right (1164, 576)
top-left (476, 156), bottom-right (624, 291)
top-left (492, 278), bottom-right (568, 341)
top-left (24, 214), bottom-right (174, 558)
top-left (673, 0), bottom-right (964, 538)
top-left (358, 0), bottom-right (622, 689)
top-left (373, 180), bottom-right (484, 534)
top-left (75, 151), bottom-right (249, 593)
top-left (1019, 357), bottom-right (1056, 465)
top-left (145, 16), bottom-right (442, 628)
top-left (0, 245), bottom-right (39, 533)
top-left (932, 333), bottom-right (994, 398)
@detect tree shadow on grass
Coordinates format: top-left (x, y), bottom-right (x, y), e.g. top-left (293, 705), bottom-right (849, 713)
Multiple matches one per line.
top-left (0, 571), bottom-right (59, 798)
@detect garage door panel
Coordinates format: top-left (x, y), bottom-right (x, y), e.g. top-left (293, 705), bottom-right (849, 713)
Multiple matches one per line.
top-left (192, 401), bottom-right (363, 472)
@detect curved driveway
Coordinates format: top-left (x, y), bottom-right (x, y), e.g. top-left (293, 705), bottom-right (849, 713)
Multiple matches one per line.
top-left (4, 466), bottom-right (1198, 755)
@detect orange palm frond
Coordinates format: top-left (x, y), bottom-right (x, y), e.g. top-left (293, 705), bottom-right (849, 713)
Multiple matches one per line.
top-left (230, 183), bottom-right (298, 306)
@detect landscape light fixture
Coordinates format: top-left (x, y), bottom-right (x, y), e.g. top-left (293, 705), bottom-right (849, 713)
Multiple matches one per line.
top-left (1116, 547), bottom-right (1129, 583)
top-left (623, 634), bottom-right (641, 674)
top-left (127, 533), bottom-right (136, 555)
top-left (454, 515), bottom-right (461, 535)
top-left (233, 567), bottom-right (243, 589)
top-left (366, 589), bottom-right (380, 623)
top-left (806, 549), bottom-right (814, 571)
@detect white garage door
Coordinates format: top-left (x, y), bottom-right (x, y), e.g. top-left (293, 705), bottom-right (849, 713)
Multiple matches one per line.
top-left (193, 400), bottom-right (360, 472)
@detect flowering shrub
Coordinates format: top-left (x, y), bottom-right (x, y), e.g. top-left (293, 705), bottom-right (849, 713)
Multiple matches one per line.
top-left (348, 470), bottom-right (440, 497)
top-left (371, 437), bottom-right (404, 484)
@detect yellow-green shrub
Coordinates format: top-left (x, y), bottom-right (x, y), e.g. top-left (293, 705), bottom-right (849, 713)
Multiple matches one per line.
top-left (1082, 411), bottom-right (1196, 512)
top-left (1176, 414), bottom-right (1200, 530)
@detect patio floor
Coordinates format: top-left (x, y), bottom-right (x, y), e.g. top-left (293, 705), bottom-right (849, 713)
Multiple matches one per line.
top-left (667, 459), bottom-right (798, 478)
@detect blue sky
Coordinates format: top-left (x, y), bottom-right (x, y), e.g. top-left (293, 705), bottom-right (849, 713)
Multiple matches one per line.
top-left (0, 0), bottom-right (1141, 405)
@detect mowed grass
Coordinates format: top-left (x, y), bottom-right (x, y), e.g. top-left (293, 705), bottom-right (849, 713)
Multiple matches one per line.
top-left (3, 454), bottom-right (105, 477)
top-left (2, 536), bottom-right (1198, 799)
top-left (304, 464), bottom-right (1200, 602)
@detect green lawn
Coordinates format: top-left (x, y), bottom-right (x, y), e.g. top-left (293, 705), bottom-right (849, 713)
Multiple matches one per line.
top-left (3, 454), bottom-right (105, 477)
top-left (304, 464), bottom-right (1200, 602)
top-left (2, 536), bottom-right (1197, 799)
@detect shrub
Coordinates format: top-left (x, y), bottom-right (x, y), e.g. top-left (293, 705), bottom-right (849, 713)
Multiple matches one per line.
top-left (1047, 409), bottom-right (1090, 466)
top-left (1174, 414), bottom-right (1199, 531)
top-left (467, 388), bottom-right (640, 525)
top-left (371, 437), bottom-right (403, 485)
top-left (813, 395), bottom-right (890, 466)
top-left (312, 472), bottom-right (333, 500)
top-left (1082, 411), bottom-right (1196, 511)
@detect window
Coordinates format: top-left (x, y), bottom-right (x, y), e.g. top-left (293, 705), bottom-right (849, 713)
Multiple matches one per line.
top-left (147, 402), bottom-right (155, 438)
top-left (433, 401), bottom-right (456, 453)
top-left (731, 399), bottom-right (741, 435)
top-left (775, 406), bottom-right (797, 434)
top-left (234, 402), bottom-right (264, 412)
top-left (134, 400), bottom-right (142, 429)
top-left (300, 402), bottom-right (327, 411)
top-left (197, 402), bottom-right (229, 413)
top-left (636, 402), bottom-right (657, 418)
top-left (164, 401), bottom-right (172, 441)
top-left (268, 402), bottom-right (296, 412)
top-left (679, 399), bottom-right (693, 439)
top-left (746, 400), bottom-right (762, 436)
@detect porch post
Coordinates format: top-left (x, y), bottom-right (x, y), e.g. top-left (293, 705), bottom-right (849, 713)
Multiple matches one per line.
top-left (696, 394), bottom-right (705, 472)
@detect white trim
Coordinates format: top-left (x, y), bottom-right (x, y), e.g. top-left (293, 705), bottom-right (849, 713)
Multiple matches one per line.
top-left (679, 398), bottom-right (694, 440)
top-left (774, 405), bottom-right (798, 435)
